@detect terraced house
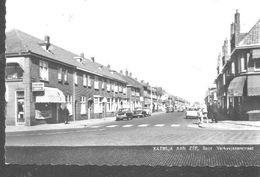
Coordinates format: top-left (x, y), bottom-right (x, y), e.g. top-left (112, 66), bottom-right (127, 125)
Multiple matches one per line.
top-left (215, 10), bottom-right (260, 121)
top-left (5, 29), bottom-right (127, 126)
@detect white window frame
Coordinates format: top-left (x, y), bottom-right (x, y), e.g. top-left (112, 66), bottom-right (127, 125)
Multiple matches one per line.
top-left (74, 72), bottom-right (78, 85)
top-left (102, 81), bottom-right (105, 89)
top-left (107, 98), bottom-right (112, 112)
top-left (83, 74), bottom-right (87, 86)
top-left (223, 73), bottom-right (225, 85)
top-left (80, 96), bottom-right (87, 114)
top-left (87, 75), bottom-right (91, 87)
top-left (94, 97), bottom-right (100, 113)
top-left (231, 62), bottom-right (235, 74)
top-left (64, 69), bottom-right (68, 82)
top-left (241, 57), bottom-right (246, 72)
top-left (39, 60), bottom-right (49, 81)
top-left (94, 80), bottom-right (99, 89)
top-left (58, 68), bottom-right (62, 81)
top-left (65, 95), bottom-right (73, 115)
top-left (99, 97), bottom-right (103, 112)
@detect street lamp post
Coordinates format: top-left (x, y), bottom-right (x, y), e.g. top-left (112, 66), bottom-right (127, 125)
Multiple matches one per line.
top-left (150, 86), bottom-right (153, 113)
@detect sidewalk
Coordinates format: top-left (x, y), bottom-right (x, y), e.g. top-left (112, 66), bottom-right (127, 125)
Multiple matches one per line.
top-left (6, 117), bottom-right (116, 133)
top-left (6, 111), bottom-right (165, 133)
top-left (198, 120), bottom-right (260, 130)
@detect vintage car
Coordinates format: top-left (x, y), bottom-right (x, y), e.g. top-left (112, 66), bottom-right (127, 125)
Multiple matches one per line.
top-left (116, 108), bottom-right (134, 121)
top-left (185, 108), bottom-right (199, 119)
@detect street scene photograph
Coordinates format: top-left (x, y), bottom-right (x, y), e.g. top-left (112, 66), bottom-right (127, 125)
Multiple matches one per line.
top-left (3, 0), bottom-right (260, 168)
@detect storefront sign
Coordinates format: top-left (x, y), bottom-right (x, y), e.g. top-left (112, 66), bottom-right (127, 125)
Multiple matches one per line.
top-left (32, 82), bottom-right (44, 92)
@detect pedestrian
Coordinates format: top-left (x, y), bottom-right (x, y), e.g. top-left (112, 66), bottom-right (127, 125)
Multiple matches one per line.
top-left (197, 108), bottom-right (204, 124)
top-left (212, 101), bottom-right (218, 123)
top-left (60, 103), bottom-right (70, 124)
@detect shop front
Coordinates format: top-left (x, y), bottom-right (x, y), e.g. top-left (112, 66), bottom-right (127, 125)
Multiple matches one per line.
top-left (34, 86), bottom-right (66, 124)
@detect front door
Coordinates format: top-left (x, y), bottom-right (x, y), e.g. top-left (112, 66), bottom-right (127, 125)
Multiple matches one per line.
top-left (16, 91), bottom-right (25, 125)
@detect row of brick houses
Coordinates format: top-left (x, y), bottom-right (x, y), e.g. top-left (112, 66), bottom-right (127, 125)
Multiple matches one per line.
top-left (5, 29), bottom-right (173, 126)
top-left (213, 10), bottom-right (260, 121)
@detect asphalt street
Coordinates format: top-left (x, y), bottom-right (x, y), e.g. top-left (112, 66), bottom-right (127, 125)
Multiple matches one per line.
top-left (5, 112), bottom-right (260, 166)
top-left (6, 112), bottom-right (260, 146)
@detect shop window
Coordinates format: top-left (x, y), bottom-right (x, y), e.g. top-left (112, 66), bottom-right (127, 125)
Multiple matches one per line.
top-left (39, 60), bottom-right (49, 81)
top-left (80, 96), bottom-right (86, 114)
top-left (35, 103), bottom-right (52, 120)
top-left (99, 97), bottom-right (103, 113)
top-left (254, 60), bottom-right (260, 71)
top-left (6, 63), bottom-right (23, 80)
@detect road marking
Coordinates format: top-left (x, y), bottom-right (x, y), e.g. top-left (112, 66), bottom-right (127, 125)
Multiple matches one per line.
top-left (154, 124), bottom-right (165, 127)
top-left (138, 124), bottom-right (149, 127)
top-left (122, 124), bottom-right (133, 127)
top-left (106, 125), bottom-right (118, 128)
top-left (171, 124), bottom-right (180, 127)
top-left (90, 125), bottom-right (101, 128)
top-left (187, 124), bottom-right (198, 128)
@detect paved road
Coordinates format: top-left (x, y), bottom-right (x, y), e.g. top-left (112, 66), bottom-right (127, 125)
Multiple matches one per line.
top-left (5, 112), bottom-right (260, 166)
top-left (6, 112), bottom-right (260, 146)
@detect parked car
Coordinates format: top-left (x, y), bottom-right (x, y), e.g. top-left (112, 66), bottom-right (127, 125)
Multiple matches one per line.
top-left (142, 108), bottom-right (151, 117)
top-left (166, 106), bottom-right (174, 113)
top-left (185, 108), bottom-right (199, 119)
top-left (116, 108), bottom-right (133, 121)
top-left (133, 108), bottom-right (145, 118)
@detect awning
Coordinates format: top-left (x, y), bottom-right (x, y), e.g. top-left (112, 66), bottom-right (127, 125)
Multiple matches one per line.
top-left (35, 87), bottom-right (65, 103)
top-left (227, 76), bottom-right (246, 96)
top-left (6, 57), bottom-right (25, 70)
top-left (248, 75), bottom-right (260, 96)
top-left (252, 49), bottom-right (260, 59)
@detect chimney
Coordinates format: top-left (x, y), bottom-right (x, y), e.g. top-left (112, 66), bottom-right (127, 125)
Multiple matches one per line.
top-left (44, 35), bottom-right (50, 50)
top-left (135, 77), bottom-right (137, 80)
top-left (91, 57), bottom-right (95, 62)
top-left (230, 23), bottom-right (234, 38)
top-left (107, 64), bottom-right (111, 69)
top-left (234, 9), bottom-right (240, 46)
top-left (129, 72), bottom-right (132, 77)
top-left (125, 70), bottom-right (128, 76)
top-left (120, 70), bottom-right (123, 74)
top-left (141, 80), bottom-right (144, 83)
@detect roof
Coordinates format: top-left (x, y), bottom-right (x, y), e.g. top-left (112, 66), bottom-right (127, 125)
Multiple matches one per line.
top-left (5, 29), bottom-right (126, 83)
top-left (238, 19), bottom-right (260, 46)
top-left (114, 72), bottom-right (142, 89)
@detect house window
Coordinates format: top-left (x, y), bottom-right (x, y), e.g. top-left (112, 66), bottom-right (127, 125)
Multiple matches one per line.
top-left (241, 57), bottom-right (246, 72)
top-left (94, 80), bottom-right (99, 89)
top-left (74, 72), bottom-right (78, 85)
top-left (107, 83), bottom-right (111, 91)
top-left (231, 62), bottom-right (235, 74)
top-left (65, 95), bottom-right (73, 115)
top-left (254, 60), bottom-right (260, 71)
top-left (39, 60), bottom-right (49, 81)
top-left (107, 98), bottom-right (111, 112)
top-left (99, 97), bottom-right (103, 112)
top-left (102, 81), bottom-right (105, 89)
top-left (94, 97), bottom-right (101, 113)
top-left (87, 75), bottom-right (91, 87)
top-left (80, 96), bottom-right (86, 114)
top-left (58, 68), bottom-right (62, 81)
top-left (64, 69), bottom-right (68, 82)
top-left (83, 74), bottom-right (87, 86)
top-left (6, 63), bottom-right (23, 80)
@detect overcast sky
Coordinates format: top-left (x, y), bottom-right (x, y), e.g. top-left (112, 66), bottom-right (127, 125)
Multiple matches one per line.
top-left (6, 0), bottom-right (260, 103)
